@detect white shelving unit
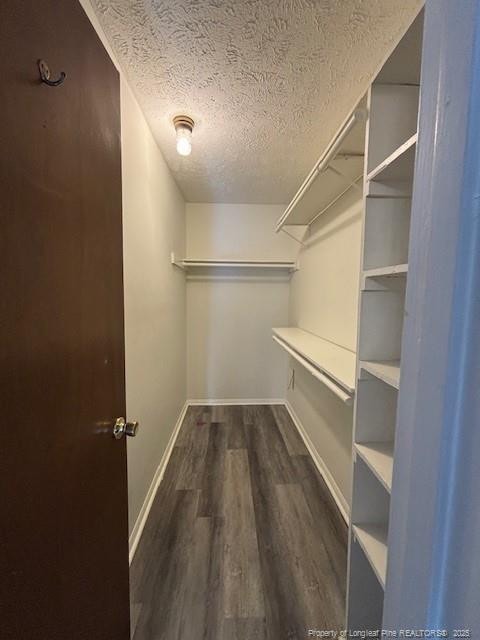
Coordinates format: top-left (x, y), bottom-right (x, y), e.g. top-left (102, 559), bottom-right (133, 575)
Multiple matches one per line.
top-left (275, 98), bottom-right (367, 232)
top-left (347, 10), bottom-right (424, 633)
top-left (272, 327), bottom-right (356, 404)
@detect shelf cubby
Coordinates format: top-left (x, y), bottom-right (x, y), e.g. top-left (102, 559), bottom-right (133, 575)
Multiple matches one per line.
top-left (353, 524), bottom-right (388, 588)
top-left (351, 456), bottom-right (390, 587)
top-left (358, 279), bottom-right (406, 363)
top-left (367, 85), bottom-right (419, 176)
top-left (355, 376), bottom-right (397, 491)
top-left (363, 197), bottom-right (412, 271)
top-left (347, 536), bottom-right (385, 632)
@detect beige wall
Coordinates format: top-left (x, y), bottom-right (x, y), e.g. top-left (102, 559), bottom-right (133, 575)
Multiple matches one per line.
top-left (80, 1), bottom-right (187, 537)
top-left (287, 188), bottom-right (362, 509)
top-left (186, 203), bottom-right (297, 400)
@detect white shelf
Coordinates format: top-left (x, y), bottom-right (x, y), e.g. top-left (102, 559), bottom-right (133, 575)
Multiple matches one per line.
top-left (353, 524), bottom-right (388, 588)
top-left (276, 102), bottom-right (366, 231)
top-left (367, 133), bottom-right (417, 184)
top-left (171, 255), bottom-right (297, 272)
top-left (273, 327), bottom-right (356, 395)
top-left (362, 264), bottom-right (408, 289)
top-left (355, 442), bottom-right (394, 492)
top-left (360, 360), bottom-right (400, 389)
top-left (363, 263), bottom-right (408, 279)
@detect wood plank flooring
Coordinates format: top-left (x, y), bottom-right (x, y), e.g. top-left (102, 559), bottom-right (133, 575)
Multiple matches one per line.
top-left (130, 405), bottom-right (347, 640)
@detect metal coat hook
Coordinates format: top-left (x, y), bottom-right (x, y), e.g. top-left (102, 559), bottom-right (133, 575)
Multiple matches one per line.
top-left (38, 59), bottom-right (66, 87)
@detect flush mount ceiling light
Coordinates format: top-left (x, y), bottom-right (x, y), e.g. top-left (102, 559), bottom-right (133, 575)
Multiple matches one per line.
top-left (173, 115), bottom-right (194, 157)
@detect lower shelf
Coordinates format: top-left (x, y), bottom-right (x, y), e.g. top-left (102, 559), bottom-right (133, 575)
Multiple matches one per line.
top-left (360, 359), bottom-right (400, 389)
top-left (355, 442), bottom-right (394, 492)
top-left (352, 523), bottom-right (388, 588)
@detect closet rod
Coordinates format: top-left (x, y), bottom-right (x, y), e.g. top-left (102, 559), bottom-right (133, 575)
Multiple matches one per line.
top-left (279, 108), bottom-right (367, 227)
top-left (272, 335), bottom-right (353, 405)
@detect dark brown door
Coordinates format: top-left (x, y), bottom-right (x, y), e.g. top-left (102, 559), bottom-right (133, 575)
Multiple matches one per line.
top-left (0, 2), bottom-right (130, 638)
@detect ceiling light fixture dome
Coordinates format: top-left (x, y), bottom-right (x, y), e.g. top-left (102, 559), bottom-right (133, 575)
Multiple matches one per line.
top-left (173, 115), bottom-right (194, 157)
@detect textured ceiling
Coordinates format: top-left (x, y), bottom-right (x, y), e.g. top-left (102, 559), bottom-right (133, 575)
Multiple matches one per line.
top-left (92, 0), bottom-right (422, 204)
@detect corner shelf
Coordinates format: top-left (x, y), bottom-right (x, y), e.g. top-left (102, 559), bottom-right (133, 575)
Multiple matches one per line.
top-left (272, 327), bottom-right (356, 402)
top-left (275, 100), bottom-right (367, 232)
top-left (355, 442), bottom-right (394, 492)
top-left (352, 524), bottom-right (388, 588)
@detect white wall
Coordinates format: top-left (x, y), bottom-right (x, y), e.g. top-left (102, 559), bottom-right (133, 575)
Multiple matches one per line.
top-left (186, 203), bottom-right (297, 400)
top-left (121, 83), bottom-right (186, 536)
top-left (287, 188), bottom-right (362, 509)
top-left (80, 1), bottom-right (186, 536)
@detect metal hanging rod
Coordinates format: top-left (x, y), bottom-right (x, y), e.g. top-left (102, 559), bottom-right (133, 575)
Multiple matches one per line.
top-left (272, 335), bottom-right (353, 405)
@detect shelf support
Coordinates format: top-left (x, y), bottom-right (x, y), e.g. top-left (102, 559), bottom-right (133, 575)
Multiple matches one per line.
top-left (327, 164), bottom-right (363, 191)
top-left (307, 174), bottom-right (363, 228)
top-left (279, 226), bottom-right (307, 247)
top-left (170, 252), bottom-right (186, 270)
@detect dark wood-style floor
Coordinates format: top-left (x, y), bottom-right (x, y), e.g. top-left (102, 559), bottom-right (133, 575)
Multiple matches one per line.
top-left (130, 405), bottom-right (347, 640)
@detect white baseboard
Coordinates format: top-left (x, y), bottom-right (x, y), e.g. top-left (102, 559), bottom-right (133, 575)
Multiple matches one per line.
top-left (285, 400), bottom-right (350, 524)
top-left (188, 398), bottom-right (285, 406)
top-left (128, 400), bottom-right (189, 564)
top-left (129, 398), bottom-right (349, 564)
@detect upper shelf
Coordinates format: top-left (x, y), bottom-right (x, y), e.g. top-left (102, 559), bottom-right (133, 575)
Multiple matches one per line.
top-left (275, 100), bottom-right (367, 232)
top-left (272, 327), bottom-right (356, 395)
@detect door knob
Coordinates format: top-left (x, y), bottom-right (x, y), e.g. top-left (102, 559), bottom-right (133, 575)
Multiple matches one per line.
top-left (113, 417), bottom-right (139, 439)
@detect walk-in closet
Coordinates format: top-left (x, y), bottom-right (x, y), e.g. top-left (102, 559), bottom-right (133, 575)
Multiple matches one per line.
top-left (5, 1), bottom-right (479, 638)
